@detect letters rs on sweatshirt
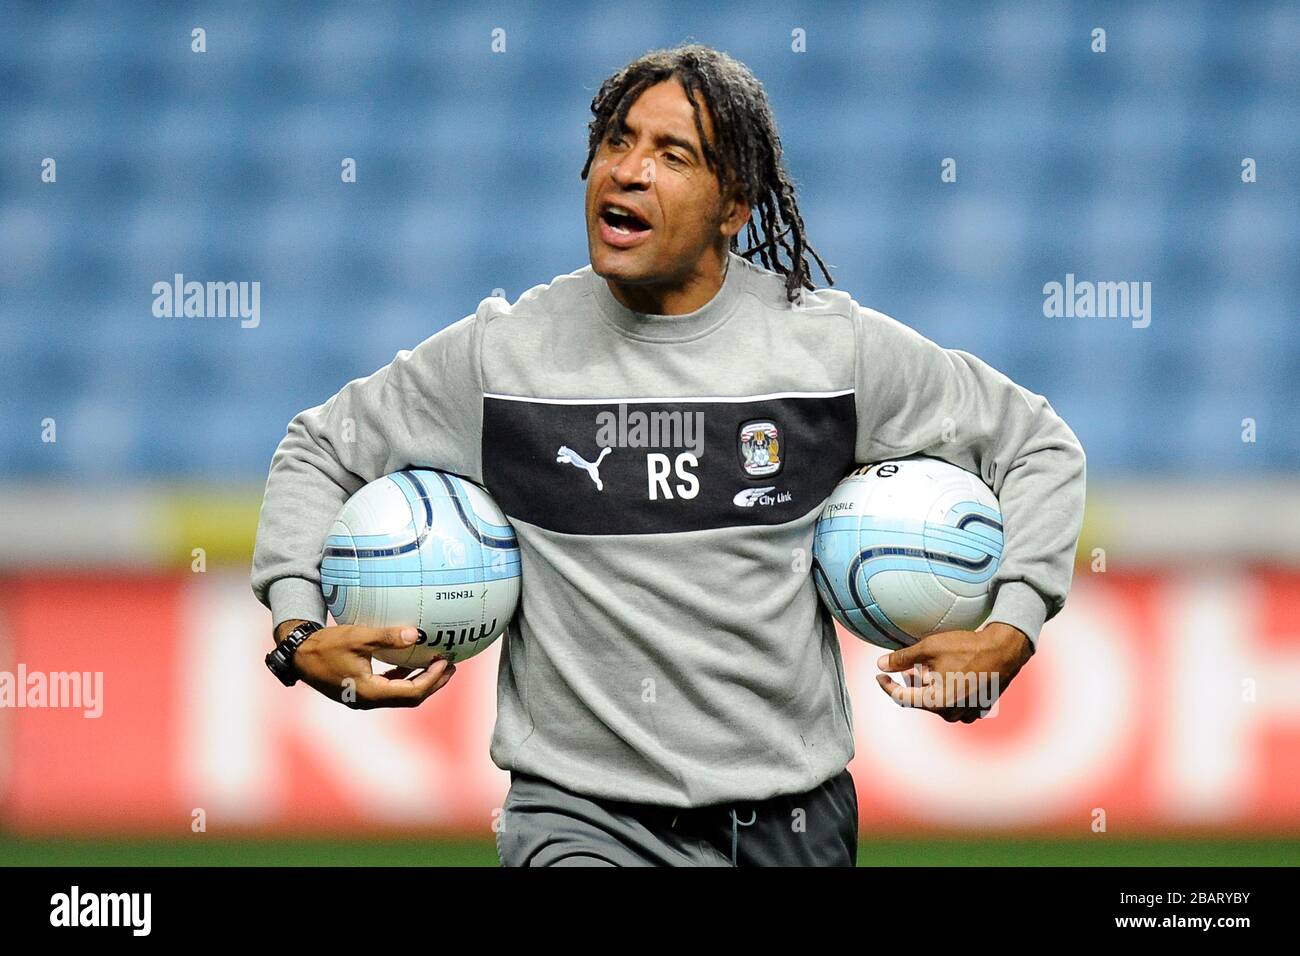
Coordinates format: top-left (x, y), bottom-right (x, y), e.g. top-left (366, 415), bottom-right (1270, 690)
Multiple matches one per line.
top-left (482, 389), bottom-right (857, 536)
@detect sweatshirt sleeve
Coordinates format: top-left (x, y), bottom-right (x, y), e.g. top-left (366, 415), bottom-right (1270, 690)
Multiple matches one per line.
top-left (251, 311), bottom-right (486, 628)
top-left (852, 304), bottom-right (1086, 645)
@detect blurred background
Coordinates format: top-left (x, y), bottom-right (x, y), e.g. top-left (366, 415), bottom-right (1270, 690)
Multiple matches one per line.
top-left (1, 0), bottom-right (1297, 865)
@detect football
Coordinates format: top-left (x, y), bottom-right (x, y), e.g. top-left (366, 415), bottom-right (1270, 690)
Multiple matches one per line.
top-left (812, 455), bottom-right (1003, 650)
top-left (320, 469), bottom-right (521, 667)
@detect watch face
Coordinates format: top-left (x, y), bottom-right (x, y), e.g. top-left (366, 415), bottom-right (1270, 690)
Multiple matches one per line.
top-left (268, 624), bottom-right (319, 686)
top-left (266, 645), bottom-right (297, 685)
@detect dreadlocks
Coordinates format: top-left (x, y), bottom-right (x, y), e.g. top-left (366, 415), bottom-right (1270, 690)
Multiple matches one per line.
top-left (581, 43), bottom-right (832, 303)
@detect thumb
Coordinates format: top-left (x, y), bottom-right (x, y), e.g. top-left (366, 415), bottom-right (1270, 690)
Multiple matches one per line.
top-left (877, 640), bottom-right (927, 673)
top-left (363, 626), bottom-right (422, 651)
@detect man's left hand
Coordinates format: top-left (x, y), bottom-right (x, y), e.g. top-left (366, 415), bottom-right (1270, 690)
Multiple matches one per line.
top-left (875, 622), bottom-right (1034, 723)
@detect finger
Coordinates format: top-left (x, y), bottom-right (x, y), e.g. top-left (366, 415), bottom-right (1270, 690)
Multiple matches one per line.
top-left (361, 626), bottom-right (422, 653)
top-left (876, 673), bottom-right (930, 708)
top-left (876, 640), bottom-right (930, 673)
top-left (406, 660), bottom-right (456, 697)
top-left (901, 665), bottom-right (930, 688)
top-left (376, 664), bottom-right (453, 688)
top-left (382, 660), bottom-right (453, 694)
top-left (920, 668), bottom-right (983, 709)
top-left (900, 664), bottom-right (942, 693)
top-left (358, 660), bottom-right (454, 707)
top-left (878, 672), bottom-right (975, 713)
top-left (875, 673), bottom-right (904, 704)
top-left (354, 676), bottom-right (421, 708)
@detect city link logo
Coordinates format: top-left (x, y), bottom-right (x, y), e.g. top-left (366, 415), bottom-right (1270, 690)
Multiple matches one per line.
top-left (732, 486), bottom-right (792, 508)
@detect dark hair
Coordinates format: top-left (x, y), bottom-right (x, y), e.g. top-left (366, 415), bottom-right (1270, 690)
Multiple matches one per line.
top-left (581, 43), bottom-right (831, 302)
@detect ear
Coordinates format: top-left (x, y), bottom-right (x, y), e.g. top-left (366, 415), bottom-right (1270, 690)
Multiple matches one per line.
top-left (719, 185), bottom-right (751, 240)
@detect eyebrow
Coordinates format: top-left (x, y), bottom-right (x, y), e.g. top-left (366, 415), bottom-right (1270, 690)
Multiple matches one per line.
top-left (612, 118), bottom-right (702, 162)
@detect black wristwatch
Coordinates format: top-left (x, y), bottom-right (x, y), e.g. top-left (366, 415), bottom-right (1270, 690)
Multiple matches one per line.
top-left (265, 621), bottom-right (322, 686)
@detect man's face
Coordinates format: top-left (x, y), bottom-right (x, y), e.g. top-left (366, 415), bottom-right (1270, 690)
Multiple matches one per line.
top-left (585, 79), bottom-right (748, 294)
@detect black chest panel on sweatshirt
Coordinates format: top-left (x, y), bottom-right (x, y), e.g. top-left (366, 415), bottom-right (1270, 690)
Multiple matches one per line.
top-left (481, 392), bottom-right (857, 535)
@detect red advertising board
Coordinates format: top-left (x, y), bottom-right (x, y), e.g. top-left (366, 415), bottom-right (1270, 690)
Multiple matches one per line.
top-left (1, 570), bottom-right (1297, 836)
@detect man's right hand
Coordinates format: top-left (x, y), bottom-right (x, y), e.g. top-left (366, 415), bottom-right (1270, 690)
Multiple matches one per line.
top-left (273, 620), bottom-right (455, 709)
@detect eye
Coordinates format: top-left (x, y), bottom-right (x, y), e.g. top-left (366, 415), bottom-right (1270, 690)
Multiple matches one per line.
top-left (662, 151), bottom-right (685, 166)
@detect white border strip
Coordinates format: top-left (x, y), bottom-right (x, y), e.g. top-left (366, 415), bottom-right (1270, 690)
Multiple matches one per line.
top-left (483, 388), bottom-right (855, 405)
top-left (2, 480), bottom-right (1299, 566)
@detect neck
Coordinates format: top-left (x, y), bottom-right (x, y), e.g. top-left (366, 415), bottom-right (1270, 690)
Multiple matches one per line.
top-left (606, 251), bottom-right (730, 315)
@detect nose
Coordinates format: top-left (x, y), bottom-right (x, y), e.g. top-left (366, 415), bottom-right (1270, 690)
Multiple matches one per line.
top-left (609, 146), bottom-right (654, 190)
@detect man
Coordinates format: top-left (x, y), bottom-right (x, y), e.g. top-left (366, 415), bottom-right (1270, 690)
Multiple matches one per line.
top-left (252, 44), bottom-right (1086, 867)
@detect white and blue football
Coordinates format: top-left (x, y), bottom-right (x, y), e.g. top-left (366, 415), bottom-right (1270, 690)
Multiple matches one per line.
top-left (812, 455), bottom-right (1003, 650)
top-left (320, 469), bottom-right (521, 667)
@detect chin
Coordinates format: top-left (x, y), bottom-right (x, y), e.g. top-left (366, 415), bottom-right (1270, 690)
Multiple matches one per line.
top-left (590, 247), bottom-right (648, 283)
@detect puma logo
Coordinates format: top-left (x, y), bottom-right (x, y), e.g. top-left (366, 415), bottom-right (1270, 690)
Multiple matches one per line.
top-left (556, 445), bottom-right (611, 491)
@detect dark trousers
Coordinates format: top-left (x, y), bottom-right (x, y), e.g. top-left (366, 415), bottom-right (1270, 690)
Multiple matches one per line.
top-left (497, 767), bottom-right (858, 867)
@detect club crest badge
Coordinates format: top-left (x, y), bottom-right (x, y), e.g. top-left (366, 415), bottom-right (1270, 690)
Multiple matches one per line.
top-left (738, 419), bottom-right (782, 477)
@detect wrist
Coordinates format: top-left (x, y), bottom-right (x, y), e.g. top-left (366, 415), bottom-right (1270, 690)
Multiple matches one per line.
top-left (987, 582), bottom-right (1048, 646)
top-left (267, 579), bottom-right (329, 636)
top-left (274, 618), bottom-right (312, 645)
top-left (266, 620), bottom-right (322, 687)
top-left (983, 621), bottom-right (1033, 665)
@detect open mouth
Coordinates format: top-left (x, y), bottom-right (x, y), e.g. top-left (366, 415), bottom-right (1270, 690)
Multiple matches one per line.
top-left (600, 204), bottom-right (652, 237)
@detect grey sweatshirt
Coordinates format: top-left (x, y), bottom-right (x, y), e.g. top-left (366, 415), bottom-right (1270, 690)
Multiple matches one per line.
top-left (251, 252), bottom-right (1086, 807)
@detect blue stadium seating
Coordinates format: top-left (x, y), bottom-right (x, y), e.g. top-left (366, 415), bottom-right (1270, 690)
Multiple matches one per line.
top-left (1, 0), bottom-right (1296, 477)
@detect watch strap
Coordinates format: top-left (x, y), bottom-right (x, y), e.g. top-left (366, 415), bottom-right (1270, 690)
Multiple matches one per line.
top-left (265, 621), bottom-right (322, 687)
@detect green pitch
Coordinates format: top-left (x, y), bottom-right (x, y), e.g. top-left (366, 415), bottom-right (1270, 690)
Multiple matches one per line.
top-left (2, 836), bottom-right (1297, 867)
